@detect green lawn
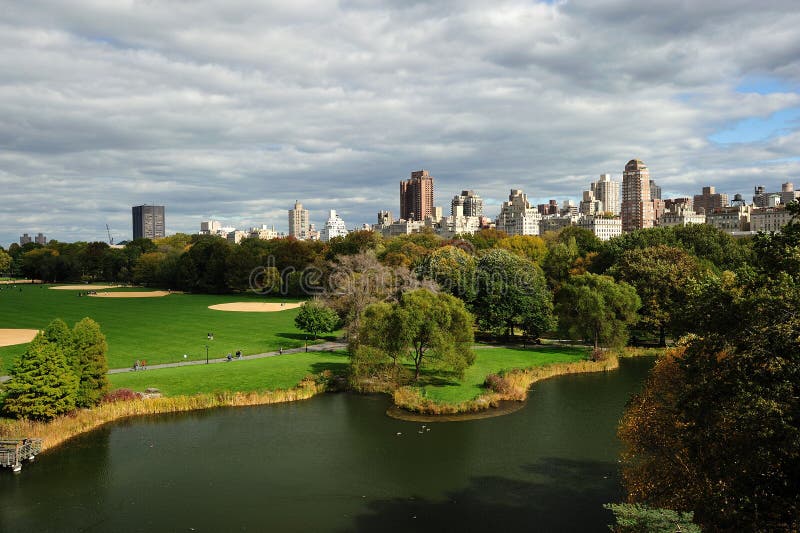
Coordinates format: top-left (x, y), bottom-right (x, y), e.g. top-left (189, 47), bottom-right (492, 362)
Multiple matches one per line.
top-left (107, 345), bottom-right (588, 402)
top-left (0, 285), bottom-right (324, 372)
top-left (419, 345), bottom-right (588, 404)
top-left (109, 350), bottom-right (349, 396)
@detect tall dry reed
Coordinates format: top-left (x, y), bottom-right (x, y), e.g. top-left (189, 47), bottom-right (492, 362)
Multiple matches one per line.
top-left (0, 377), bottom-right (327, 453)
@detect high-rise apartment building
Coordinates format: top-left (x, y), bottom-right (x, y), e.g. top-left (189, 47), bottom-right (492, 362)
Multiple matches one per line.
top-left (288, 201), bottom-right (310, 239)
top-left (320, 210), bottom-right (348, 242)
top-left (451, 190), bottom-right (484, 217)
top-left (621, 159), bottom-right (655, 232)
top-left (497, 189), bottom-right (542, 236)
top-left (694, 186), bottom-right (729, 214)
top-left (19, 233), bottom-right (32, 246)
top-left (132, 205), bottom-right (165, 240)
top-left (400, 170), bottom-right (434, 221)
top-left (583, 174), bottom-right (621, 215)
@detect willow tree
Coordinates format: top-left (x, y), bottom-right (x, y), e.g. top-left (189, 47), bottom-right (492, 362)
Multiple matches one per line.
top-left (357, 289), bottom-right (475, 380)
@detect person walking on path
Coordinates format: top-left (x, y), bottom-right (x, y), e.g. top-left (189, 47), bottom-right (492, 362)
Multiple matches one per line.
top-left (236, 350), bottom-right (242, 359)
top-left (279, 347), bottom-right (283, 355)
top-left (226, 353), bottom-right (232, 362)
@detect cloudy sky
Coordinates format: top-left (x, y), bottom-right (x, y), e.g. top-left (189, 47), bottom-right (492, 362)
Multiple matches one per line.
top-left (1, 0), bottom-right (799, 245)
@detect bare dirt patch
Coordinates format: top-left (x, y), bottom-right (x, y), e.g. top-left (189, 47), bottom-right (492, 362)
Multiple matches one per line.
top-left (0, 329), bottom-right (39, 347)
top-left (89, 291), bottom-right (174, 298)
top-left (49, 285), bottom-right (120, 290)
top-left (208, 302), bottom-right (303, 312)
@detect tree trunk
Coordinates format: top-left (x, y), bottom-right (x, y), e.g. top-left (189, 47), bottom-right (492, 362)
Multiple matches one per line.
top-left (659, 325), bottom-right (666, 347)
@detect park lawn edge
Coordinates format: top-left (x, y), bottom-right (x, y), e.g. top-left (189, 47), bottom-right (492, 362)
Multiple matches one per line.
top-left (0, 348), bottom-right (626, 454)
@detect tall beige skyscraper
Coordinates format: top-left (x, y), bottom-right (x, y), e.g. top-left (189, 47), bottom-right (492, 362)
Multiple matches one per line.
top-left (621, 159), bottom-right (655, 232)
top-left (591, 174), bottom-right (621, 215)
top-left (400, 170), bottom-right (435, 221)
top-left (288, 201), bottom-right (310, 239)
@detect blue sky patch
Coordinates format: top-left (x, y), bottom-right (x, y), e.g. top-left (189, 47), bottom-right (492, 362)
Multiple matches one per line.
top-left (709, 107), bottom-right (800, 144)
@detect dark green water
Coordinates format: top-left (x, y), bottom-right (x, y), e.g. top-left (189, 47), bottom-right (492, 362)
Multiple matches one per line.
top-left (0, 358), bottom-right (653, 532)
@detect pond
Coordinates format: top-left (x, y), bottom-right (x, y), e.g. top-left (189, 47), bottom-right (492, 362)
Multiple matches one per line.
top-left (0, 357), bottom-right (654, 532)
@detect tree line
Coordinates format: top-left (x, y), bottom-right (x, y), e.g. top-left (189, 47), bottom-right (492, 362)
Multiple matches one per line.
top-left (3, 208), bottom-right (798, 530)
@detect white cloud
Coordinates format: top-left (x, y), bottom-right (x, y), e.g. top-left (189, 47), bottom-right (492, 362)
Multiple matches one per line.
top-left (0, 0), bottom-right (799, 244)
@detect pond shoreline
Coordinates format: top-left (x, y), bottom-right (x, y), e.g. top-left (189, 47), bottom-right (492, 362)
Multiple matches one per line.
top-left (1, 353), bottom-right (649, 455)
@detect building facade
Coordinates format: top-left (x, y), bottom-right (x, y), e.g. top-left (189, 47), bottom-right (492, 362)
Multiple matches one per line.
top-left (649, 180), bottom-right (662, 200)
top-left (621, 159), bottom-right (656, 232)
top-left (659, 206), bottom-right (706, 227)
top-left (694, 186), bottom-right (729, 214)
top-left (320, 210), bottom-right (348, 242)
top-left (400, 170), bottom-right (435, 221)
top-left (750, 206), bottom-right (795, 233)
top-left (200, 220), bottom-right (222, 235)
top-left (576, 215), bottom-right (623, 241)
top-left (249, 225), bottom-right (281, 240)
top-left (288, 201), bottom-right (310, 239)
top-left (705, 205), bottom-right (751, 233)
top-left (592, 174), bottom-right (621, 215)
top-left (451, 190), bottom-right (484, 217)
top-left (132, 205), bottom-right (165, 240)
top-left (497, 189), bottom-right (542, 236)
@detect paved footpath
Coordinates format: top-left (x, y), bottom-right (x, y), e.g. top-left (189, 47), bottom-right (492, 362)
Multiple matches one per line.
top-left (0, 341), bottom-right (347, 382)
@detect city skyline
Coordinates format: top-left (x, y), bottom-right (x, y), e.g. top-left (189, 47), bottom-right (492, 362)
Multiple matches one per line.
top-left (1, 2), bottom-right (799, 244)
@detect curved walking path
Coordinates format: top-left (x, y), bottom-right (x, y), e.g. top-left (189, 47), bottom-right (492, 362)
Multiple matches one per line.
top-left (0, 341), bottom-right (347, 382)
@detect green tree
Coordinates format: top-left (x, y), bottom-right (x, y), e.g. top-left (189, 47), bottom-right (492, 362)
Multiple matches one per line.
top-left (496, 235), bottom-right (547, 263)
top-left (473, 249), bottom-right (555, 339)
top-left (619, 210), bottom-right (800, 530)
top-left (604, 503), bottom-right (700, 533)
top-left (0, 248), bottom-right (12, 273)
top-left (2, 333), bottom-right (79, 420)
top-left (358, 289), bottom-right (475, 380)
top-left (556, 273), bottom-right (640, 350)
top-left (609, 245), bottom-right (703, 346)
top-left (396, 289), bottom-right (475, 380)
top-left (294, 301), bottom-right (339, 340)
top-left (555, 226), bottom-right (602, 257)
top-left (43, 318), bottom-right (76, 366)
top-left (542, 238), bottom-right (579, 288)
top-left (459, 228), bottom-right (508, 250)
top-left (326, 230), bottom-right (383, 258)
top-left (72, 317), bottom-right (110, 407)
top-left (417, 245), bottom-right (477, 301)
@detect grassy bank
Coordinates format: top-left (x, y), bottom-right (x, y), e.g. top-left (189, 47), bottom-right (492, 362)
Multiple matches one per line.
top-left (421, 345), bottom-right (587, 404)
top-left (0, 374), bottom-right (332, 452)
top-left (109, 350), bottom-right (350, 396)
top-left (0, 285), bottom-right (317, 372)
top-left (393, 354), bottom-right (620, 414)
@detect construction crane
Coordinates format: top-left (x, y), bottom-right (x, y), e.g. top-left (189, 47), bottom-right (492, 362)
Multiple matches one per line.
top-left (106, 224), bottom-right (114, 245)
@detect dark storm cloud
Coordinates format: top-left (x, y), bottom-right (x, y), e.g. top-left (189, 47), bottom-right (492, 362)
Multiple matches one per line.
top-left (0, 0), bottom-right (798, 244)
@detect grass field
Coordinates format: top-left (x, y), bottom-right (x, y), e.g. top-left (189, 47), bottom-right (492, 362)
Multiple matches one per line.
top-left (109, 350), bottom-right (349, 396)
top-left (107, 345), bottom-right (587, 404)
top-left (0, 285), bottom-right (321, 372)
top-left (419, 345), bottom-right (588, 404)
